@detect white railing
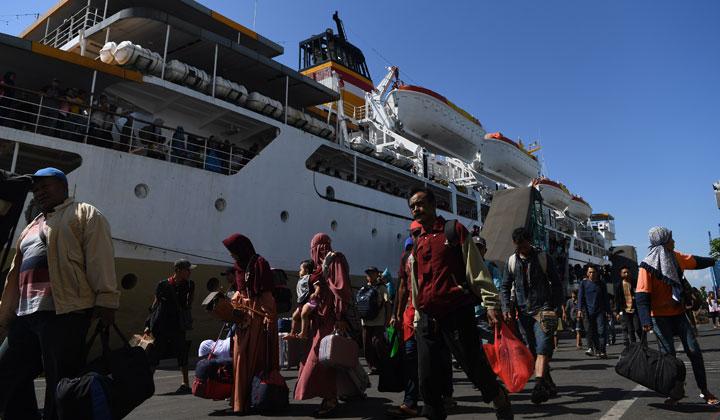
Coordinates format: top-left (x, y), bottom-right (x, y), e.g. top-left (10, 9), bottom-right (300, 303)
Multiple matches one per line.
top-left (40, 6), bottom-right (104, 49)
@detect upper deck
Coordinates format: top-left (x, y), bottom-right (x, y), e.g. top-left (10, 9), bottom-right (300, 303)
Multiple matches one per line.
top-left (20, 0), bottom-right (283, 58)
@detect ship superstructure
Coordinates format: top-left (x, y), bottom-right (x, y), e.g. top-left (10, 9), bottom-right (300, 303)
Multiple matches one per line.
top-left (1, 1), bottom-right (615, 339)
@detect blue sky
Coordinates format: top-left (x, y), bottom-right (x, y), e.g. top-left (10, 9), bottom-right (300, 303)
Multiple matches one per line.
top-left (3, 1), bottom-right (719, 286)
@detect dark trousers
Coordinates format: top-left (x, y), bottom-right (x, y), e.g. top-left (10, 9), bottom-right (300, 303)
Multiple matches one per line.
top-left (362, 325), bottom-right (385, 369)
top-left (403, 336), bottom-right (453, 409)
top-left (583, 312), bottom-right (607, 354)
top-left (621, 312), bottom-right (642, 346)
top-left (652, 314), bottom-right (708, 392)
top-left (417, 305), bottom-right (500, 420)
top-left (0, 311), bottom-right (91, 420)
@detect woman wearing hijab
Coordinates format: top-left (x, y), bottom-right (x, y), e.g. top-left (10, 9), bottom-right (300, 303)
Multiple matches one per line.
top-left (294, 233), bottom-right (353, 417)
top-left (636, 226), bottom-right (718, 407)
top-left (221, 233), bottom-right (278, 414)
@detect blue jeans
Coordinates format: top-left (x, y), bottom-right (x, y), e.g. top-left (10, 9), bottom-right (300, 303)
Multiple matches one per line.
top-left (652, 314), bottom-right (708, 392)
top-left (518, 313), bottom-right (554, 357)
top-left (584, 312), bottom-right (607, 354)
top-left (403, 338), bottom-right (419, 407)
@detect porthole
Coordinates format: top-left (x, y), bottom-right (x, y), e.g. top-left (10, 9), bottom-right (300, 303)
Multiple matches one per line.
top-left (134, 183), bottom-right (149, 199)
top-left (215, 198), bottom-right (226, 212)
top-left (396, 233), bottom-right (402, 241)
top-left (326, 186), bottom-right (335, 199)
top-left (330, 220), bottom-right (338, 231)
top-left (371, 228), bottom-right (378, 237)
top-left (280, 211), bottom-right (289, 222)
top-left (121, 273), bottom-right (138, 290)
top-left (206, 277), bottom-right (220, 292)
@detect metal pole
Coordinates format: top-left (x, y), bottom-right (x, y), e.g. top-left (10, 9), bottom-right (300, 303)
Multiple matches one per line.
top-left (353, 154), bottom-right (357, 182)
top-left (44, 17), bottom-right (51, 38)
top-left (34, 95), bottom-right (44, 133)
top-left (203, 138), bottom-right (208, 169)
top-left (104, 27), bottom-right (110, 43)
top-left (237, 32), bottom-right (241, 44)
top-left (211, 44), bottom-right (218, 97)
top-left (103, 0), bottom-right (109, 19)
top-left (79, 29), bottom-right (86, 56)
top-left (84, 70), bottom-right (97, 143)
top-left (160, 24), bottom-right (170, 80)
top-left (284, 75), bottom-right (289, 125)
top-left (229, 146), bottom-right (233, 174)
top-left (10, 142), bottom-right (19, 173)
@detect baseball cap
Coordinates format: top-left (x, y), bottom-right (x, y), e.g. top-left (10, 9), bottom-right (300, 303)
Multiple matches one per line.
top-left (174, 258), bottom-right (197, 270)
top-left (31, 167), bottom-right (67, 184)
top-left (364, 266), bottom-right (380, 275)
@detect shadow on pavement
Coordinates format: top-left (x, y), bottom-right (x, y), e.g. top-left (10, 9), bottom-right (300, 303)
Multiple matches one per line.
top-left (647, 402), bottom-right (720, 414)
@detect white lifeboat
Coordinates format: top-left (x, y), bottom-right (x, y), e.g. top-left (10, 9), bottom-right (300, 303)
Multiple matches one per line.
top-left (478, 132), bottom-right (541, 186)
top-left (348, 136), bottom-right (375, 154)
top-left (372, 147), bottom-right (396, 163)
top-left (385, 85), bottom-right (486, 161)
top-left (568, 195), bottom-right (592, 220)
top-left (532, 178), bottom-right (571, 210)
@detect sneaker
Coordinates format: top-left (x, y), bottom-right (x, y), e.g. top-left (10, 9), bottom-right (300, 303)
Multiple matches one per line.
top-left (531, 380), bottom-right (550, 405)
top-left (546, 380), bottom-right (558, 398)
top-left (585, 348), bottom-right (595, 357)
top-left (598, 353), bottom-right (608, 359)
top-left (175, 384), bottom-right (192, 395)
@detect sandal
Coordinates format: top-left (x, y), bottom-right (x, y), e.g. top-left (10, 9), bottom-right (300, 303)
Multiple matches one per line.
top-left (700, 392), bottom-right (720, 407)
top-left (386, 404), bottom-right (418, 418)
top-left (313, 399), bottom-right (339, 418)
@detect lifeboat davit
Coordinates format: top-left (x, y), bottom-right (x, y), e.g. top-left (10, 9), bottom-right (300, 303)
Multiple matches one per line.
top-left (479, 133), bottom-right (541, 186)
top-left (532, 178), bottom-right (571, 210)
top-left (568, 195), bottom-right (592, 220)
top-left (386, 85), bottom-right (486, 161)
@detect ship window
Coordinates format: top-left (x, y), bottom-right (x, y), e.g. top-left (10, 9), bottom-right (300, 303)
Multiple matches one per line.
top-left (396, 233), bottom-right (402, 241)
top-left (371, 228), bottom-right (378, 238)
top-left (215, 198), bottom-right (227, 211)
top-left (121, 273), bottom-right (138, 290)
top-left (134, 184), bottom-right (149, 199)
top-left (280, 211), bottom-right (289, 222)
top-left (326, 186), bottom-right (335, 199)
top-left (331, 220), bottom-right (338, 231)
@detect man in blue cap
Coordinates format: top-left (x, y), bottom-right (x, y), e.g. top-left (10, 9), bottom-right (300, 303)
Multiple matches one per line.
top-left (0, 167), bottom-right (119, 420)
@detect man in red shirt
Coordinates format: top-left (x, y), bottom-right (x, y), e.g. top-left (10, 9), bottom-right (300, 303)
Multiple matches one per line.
top-left (636, 226), bottom-right (718, 407)
top-left (407, 187), bottom-right (512, 420)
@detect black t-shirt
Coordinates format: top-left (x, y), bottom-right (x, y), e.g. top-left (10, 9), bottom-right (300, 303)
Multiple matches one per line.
top-left (152, 279), bottom-right (195, 334)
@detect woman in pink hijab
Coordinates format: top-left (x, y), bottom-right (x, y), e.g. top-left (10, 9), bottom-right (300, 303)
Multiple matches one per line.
top-left (221, 233), bottom-right (278, 414)
top-left (294, 233), bottom-right (353, 417)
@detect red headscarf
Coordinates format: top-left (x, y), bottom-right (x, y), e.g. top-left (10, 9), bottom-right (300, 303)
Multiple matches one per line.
top-left (222, 233), bottom-right (273, 296)
top-left (310, 233), bottom-right (332, 267)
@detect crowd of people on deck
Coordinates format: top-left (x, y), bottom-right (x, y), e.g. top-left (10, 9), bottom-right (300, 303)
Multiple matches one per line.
top-left (1, 168), bottom-right (720, 420)
top-left (0, 73), bottom-right (262, 175)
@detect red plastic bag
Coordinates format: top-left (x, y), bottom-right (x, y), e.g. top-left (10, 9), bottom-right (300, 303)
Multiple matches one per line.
top-left (482, 322), bottom-right (534, 393)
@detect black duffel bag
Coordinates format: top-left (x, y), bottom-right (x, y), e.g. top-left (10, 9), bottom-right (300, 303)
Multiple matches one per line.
top-left (373, 329), bottom-right (404, 393)
top-left (57, 323), bottom-right (155, 420)
top-left (615, 334), bottom-right (685, 399)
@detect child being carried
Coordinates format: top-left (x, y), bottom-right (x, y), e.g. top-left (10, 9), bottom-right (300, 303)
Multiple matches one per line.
top-left (288, 259), bottom-right (321, 338)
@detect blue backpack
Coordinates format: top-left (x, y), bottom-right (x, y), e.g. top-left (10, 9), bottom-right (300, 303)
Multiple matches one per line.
top-left (356, 285), bottom-right (381, 320)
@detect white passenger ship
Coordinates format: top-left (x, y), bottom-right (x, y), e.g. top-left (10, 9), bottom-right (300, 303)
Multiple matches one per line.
top-left (0, 0), bottom-right (616, 339)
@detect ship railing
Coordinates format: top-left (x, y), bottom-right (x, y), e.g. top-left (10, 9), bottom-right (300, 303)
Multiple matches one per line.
top-left (0, 85), bottom-right (254, 175)
top-left (40, 5), bottom-right (104, 49)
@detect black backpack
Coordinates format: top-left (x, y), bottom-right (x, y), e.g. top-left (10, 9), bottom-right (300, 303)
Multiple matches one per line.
top-left (271, 269), bottom-right (293, 313)
top-left (356, 285), bottom-right (381, 320)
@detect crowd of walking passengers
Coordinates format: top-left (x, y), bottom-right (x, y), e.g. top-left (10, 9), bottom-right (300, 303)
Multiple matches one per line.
top-left (0, 71), bottom-right (261, 174)
top-left (2, 168), bottom-right (720, 420)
